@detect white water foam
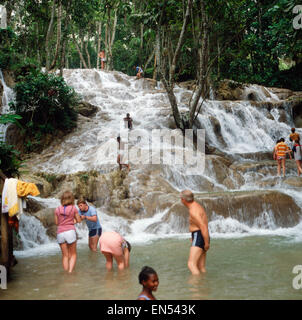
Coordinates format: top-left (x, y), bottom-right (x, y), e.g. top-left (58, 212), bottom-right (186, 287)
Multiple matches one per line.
top-left (0, 69), bottom-right (15, 140)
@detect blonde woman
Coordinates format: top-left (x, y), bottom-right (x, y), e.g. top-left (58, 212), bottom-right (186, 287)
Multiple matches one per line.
top-left (54, 191), bottom-right (82, 273)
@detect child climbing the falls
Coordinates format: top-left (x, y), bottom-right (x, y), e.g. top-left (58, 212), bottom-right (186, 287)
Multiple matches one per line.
top-left (290, 137), bottom-right (302, 176)
top-left (137, 266), bottom-right (159, 300)
top-left (273, 138), bottom-right (292, 177)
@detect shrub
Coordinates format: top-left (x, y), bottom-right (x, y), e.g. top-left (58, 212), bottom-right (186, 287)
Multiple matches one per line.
top-left (10, 70), bottom-right (80, 143)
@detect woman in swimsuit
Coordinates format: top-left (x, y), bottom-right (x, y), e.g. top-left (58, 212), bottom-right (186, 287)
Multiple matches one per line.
top-left (99, 231), bottom-right (131, 271)
top-left (137, 266), bottom-right (159, 300)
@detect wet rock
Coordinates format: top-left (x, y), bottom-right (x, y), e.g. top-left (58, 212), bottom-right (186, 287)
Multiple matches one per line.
top-left (205, 155), bottom-right (232, 185)
top-left (5, 124), bottom-right (26, 153)
top-left (2, 70), bottom-right (15, 88)
top-left (134, 78), bottom-right (157, 90)
top-left (292, 99), bottom-right (302, 128)
top-left (269, 87), bottom-right (293, 100)
top-left (283, 177), bottom-right (302, 188)
top-left (77, 101), bottom-right (98, 117)
top-left (178, 80), bottom-right (197, 91)
top-left (161, 190), bottom-right (302, 232)
top-left (31, 208), bottom-right (57, 238)
top-left (214, 79), bottom-right (245, 101)
top-left (112, 72), bottom-right (131, 87)
top-left (25, 198), bottom-right (45, 214)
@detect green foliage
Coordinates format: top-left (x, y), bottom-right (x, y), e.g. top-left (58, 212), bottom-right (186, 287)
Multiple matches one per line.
top-left (80, 173), bottom-right (89, 183)
top-left (0, 114), bottom-right (23, 177)
top-left (0, 114), bottom-right (22, 127)
top-left (0, 141), bottom-right (22, 177)
top-left (9, 70), bottom-right (80, 151)
top-left (0, 27), bottom-right (19, 69)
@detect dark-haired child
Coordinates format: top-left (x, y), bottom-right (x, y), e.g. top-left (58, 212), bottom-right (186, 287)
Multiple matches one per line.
top-left (137, 266), bottom-right (159, 300)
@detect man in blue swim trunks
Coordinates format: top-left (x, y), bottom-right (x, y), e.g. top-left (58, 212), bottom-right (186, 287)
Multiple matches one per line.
top-left (181, 190), bottom-right (210, 275)
top-left (77, 198), bottom-right (102, 252)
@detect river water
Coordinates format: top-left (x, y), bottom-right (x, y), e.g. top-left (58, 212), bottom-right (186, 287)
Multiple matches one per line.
top-left (1, 69), bottom-right (302, 300)
top-left (1, 236), bottom-right (301, 300)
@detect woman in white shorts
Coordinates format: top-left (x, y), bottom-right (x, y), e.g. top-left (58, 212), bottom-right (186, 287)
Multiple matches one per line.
top-left (54, 191), bottom-right (82, 273)
top-left (292, 137), bottom-right (302, 176)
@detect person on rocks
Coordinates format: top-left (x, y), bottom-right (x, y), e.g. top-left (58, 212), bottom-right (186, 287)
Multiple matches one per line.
top-left (289, 128), bottom-right (300, 144)
top-left (273, 138), bottom-right (292, 177)
top-left (54, 191), bottom-right (82, 273)
top-left (98, 50), bottom-right (106, 70)
top-left (124, 113), bottom-right (133, 130)
top-left (117, 136), bottom-right (130, 172)
top-left (291, 137), bottom-right (302, 176)
top-left (99, 231), bottom-right (131, 271)
top-left (180, 190), bottom-right (210, 275)
top-left (134, 66), bottom-right (143, 79)
top-left (77, 198), bottom-right (102, 252)
top-left (137, 266), bottom-right (159, 300)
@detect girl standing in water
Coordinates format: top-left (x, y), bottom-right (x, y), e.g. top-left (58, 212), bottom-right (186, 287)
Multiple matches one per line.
top-left (137, 266), bottom-right (159, 300)
top-left (54, 191), bottom-right (82, 273)
top-left (291, 137), bottom-right (302, 176)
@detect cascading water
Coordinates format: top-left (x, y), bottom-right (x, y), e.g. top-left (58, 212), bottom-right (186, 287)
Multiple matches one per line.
top-left (0, 69), bottom-right (15, 141)
top-left (15, 68), bottom-right (302, 256)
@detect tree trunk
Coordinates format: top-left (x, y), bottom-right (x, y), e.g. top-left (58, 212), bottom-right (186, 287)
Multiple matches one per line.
top-left (72, 32), bottom-right (88, 69)
top-left (189, 0), bottom-right (209, 127)
top-left (59, 0), bottom-right (71, 76)
top-left (84, 36), bottom-right (91, 69)
top-left (107, 9), bottom-right (118, 71)
top-left (50, 0), bottom-right (62, 70)
top-left (144, 49), bottom-right (155, 72)
top-left (96, 22), bottom-right (102, 69)
top-left (0, 211), bottom-right (9, 272)
top-left (46, 0), bottom-right (57, 71)
top-left (169, 0), bottom-right (192, 84)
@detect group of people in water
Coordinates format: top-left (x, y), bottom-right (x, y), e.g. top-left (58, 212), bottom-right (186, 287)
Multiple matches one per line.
top-left (54, 188), bottom-right (209, 300)
top-left (273, 128), bottom-right (302, 177)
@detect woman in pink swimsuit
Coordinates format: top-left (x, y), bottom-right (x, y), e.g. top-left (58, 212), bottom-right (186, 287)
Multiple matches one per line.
top-left (99, 231), bottom-right (131, 271)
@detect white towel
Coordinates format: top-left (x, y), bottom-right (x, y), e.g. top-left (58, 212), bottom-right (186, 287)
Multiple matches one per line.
top-left (2, 178), bottom-right (19, 216)
top-left (1, 178), bottom-right (9, 213)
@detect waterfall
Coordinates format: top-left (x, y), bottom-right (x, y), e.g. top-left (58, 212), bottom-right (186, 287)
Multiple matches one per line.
top-left (0, 69), bottom-right (15, 141)
top-left (13, 69), bottom-right (302, 255)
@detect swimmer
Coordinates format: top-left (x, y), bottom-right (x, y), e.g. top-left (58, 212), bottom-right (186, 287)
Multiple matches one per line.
top-left (137, 266), bottom-right (159, 300)
top-left (181, 190), bottom-right (210, 275)
top-left (99, 231), bottom-right (131, 271)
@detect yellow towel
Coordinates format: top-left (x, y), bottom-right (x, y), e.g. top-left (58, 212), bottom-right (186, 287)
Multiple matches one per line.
top-left (17, 180), bottom-right (40, 198)
top-left (3, 179), bottom-right (40, 217)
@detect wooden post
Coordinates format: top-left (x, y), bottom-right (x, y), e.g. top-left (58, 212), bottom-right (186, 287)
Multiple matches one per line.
top-left (0, 170), bottom-right (10, 276)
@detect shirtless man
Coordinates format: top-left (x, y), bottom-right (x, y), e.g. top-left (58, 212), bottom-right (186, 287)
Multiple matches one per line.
top-left (181, 190), bottom-right (210, 275)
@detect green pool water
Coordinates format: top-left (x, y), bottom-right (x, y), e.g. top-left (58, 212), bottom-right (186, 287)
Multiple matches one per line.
top-left (1, 236), bottom-right (302, 300)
